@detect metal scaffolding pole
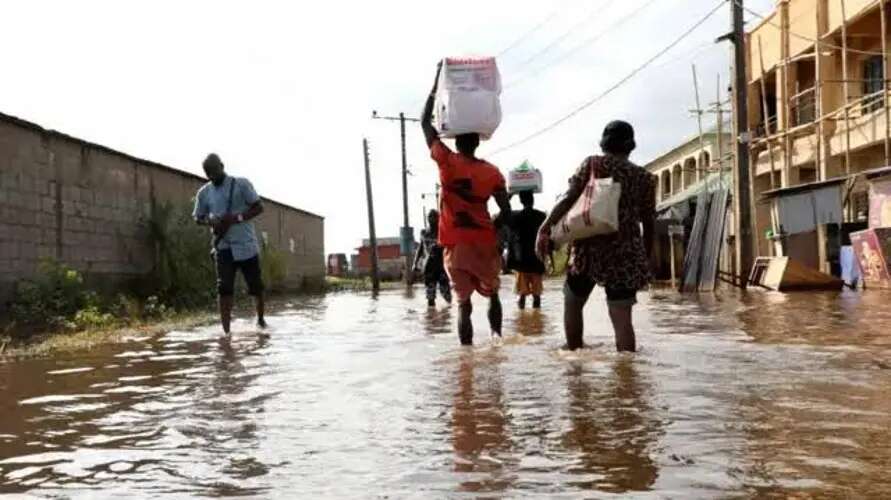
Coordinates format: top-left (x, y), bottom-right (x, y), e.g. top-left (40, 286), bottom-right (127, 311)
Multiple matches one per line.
top-left (881, 0), bottom-right (891, 165)
top-left (758, 36), bottom-right (778, 189)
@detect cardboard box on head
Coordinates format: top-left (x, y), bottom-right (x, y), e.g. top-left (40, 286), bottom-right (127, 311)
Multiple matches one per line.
top-left (434, 57), bottom-right (502, 140)
top-left (508, 160), bottom-right (543, 194)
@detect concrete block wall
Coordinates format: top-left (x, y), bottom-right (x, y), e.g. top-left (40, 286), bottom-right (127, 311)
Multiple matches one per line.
top-left (0, 112), bottom-right (325, 310)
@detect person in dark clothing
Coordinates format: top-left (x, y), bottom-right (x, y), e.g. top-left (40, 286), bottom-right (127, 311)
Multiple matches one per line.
top-left (508, 191), bottom-right (547, 309)
top-left (413, 210), bottom-right (452, 307)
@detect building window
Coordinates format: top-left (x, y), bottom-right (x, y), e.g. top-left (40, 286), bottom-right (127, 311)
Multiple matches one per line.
top-left (863, 56), bottom-right (885, 114)
top-left (852, 190), bottom-right (869, 222)
top-left (672, 164), bottom-right (682, 194)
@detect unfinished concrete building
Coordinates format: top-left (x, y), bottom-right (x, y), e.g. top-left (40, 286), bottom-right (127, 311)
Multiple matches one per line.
top-left (746, 0), bottom-right (890, 280)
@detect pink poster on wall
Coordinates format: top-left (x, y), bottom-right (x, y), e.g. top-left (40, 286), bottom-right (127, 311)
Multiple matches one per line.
top-left (851, 229), bottom-right (891, 288)
top-left (869, 179), bottom-right (891, 228)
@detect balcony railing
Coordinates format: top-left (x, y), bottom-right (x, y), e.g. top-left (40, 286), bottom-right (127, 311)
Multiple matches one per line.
top-left (791, 87), bottom-right (816, 127)
top-left (749, 88), bottom-right (891, 150)
top-left (856, 89), bottom-right (886, 117)
top-left (753, 115), bottom-right (779, 139)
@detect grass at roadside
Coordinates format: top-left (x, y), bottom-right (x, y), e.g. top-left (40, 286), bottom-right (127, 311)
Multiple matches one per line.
top-left (0, 295), bottom-right (297, 360)
top-left (0, 277), bottom-right (408, 359)
top-left (0, 310), bottom-right (217, 359)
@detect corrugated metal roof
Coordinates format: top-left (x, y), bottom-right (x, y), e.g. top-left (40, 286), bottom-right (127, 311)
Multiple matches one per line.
top-left (656, 171), bottom-right (732, 212)
top-left (761, 176), bottom-right (849, 199)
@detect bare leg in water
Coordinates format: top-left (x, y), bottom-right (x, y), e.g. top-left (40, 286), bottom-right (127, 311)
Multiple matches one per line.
top-left (488, 294), bottom-right (502, 337)
top-left (608, 305), bottom-right (636, 352)
top-left (219, 295), bottom-right (234, 337)
top-left (255, 293), bottom-right (267, 329)
top-left (458, 294), bottom-right (502, 345)
top-left (563, 290), bottom-right (586, 350)
top-left (458, 302), bottom-right (473, 345)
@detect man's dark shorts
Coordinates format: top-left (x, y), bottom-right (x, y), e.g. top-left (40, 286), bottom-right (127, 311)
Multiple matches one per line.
top-left (214, 249), bottom-right (264, 297)
top-left (564, 273), bottom-right (637, 306)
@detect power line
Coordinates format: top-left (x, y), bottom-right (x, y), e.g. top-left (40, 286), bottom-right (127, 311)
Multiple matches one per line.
top-left (489, 0), bottom-right (727, 156)
top-left (739, 0), bottom-right (885, 57)
top-left (512, 0), bottom-right (617, 71)
top-left (505, 0), bottom-right (662, 91)
top-left (497, 7), bottom-right (562, 58)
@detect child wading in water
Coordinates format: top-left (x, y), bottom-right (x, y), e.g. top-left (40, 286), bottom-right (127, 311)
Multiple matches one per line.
top-left (414, 210), bottom-right (452, 307)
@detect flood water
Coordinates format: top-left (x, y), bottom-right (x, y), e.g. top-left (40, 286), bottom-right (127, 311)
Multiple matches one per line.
top-left (2, 279), bottom-right (891, 499)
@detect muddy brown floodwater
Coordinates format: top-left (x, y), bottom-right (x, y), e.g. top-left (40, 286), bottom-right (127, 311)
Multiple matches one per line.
top-left (2, 279), bottom-right (891, 499)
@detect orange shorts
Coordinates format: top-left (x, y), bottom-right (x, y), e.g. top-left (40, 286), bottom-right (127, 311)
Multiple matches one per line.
top-left (515, 272), bottom-right (544, 296)
top-left (444, 244), bottom-right (502, 304)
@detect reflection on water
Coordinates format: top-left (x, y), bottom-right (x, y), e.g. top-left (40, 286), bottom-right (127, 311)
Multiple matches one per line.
top-left (451, 351), bottom-right (511, 494)
top-left (2, 282), bottom-right (891, 498)
top-left (561, 359), bottom-right (660, 493)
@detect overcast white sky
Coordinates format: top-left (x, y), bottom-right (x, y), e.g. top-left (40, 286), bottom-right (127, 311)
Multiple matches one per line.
top-left (2, 0), bottom-right (775, 255)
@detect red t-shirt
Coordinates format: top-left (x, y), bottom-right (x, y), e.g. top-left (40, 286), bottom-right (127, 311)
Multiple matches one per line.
top-left (431, 140), bottom-right (506, 246)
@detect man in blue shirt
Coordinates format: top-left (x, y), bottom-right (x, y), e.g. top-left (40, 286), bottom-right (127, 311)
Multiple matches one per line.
top-left (193, 153), bottom-right (267, 337)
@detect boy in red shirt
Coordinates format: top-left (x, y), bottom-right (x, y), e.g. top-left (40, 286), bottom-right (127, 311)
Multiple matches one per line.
top-left (421, 62), bottom-right (512, 345)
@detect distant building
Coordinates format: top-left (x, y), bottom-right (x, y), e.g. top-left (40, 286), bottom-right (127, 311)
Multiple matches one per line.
top-left (644, 128), bottom-right (734, 283)
top-left (354, 237), bottom-right (416, 281)
top-left (327, 253), bottom-right (348, 277)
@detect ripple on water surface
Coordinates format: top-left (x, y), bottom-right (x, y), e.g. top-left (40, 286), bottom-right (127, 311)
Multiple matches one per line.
top-left (2, 283), bottom-right (891, 497)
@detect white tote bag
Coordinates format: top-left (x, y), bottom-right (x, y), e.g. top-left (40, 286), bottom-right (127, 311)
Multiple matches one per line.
top-left (551, 157), bottom-right (621, 246)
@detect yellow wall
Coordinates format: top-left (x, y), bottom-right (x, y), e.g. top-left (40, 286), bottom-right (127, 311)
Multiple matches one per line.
top-left (827, 0), bottom-right (876, 33)
top-left (788, 0), bottom-right (819, 56)
top-left (791, 134), bottom-right (819, 167)
top-left (750, 14), bottom-right (783, 80)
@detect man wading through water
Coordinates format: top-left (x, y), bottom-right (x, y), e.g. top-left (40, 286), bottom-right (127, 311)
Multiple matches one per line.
top-left (422, 62), bottom-right (512, 345)
top-left (193, 153), bottom-right (268, 338)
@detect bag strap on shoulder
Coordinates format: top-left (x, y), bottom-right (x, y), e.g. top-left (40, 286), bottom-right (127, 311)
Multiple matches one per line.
top-left (588, 155), bottom-right (607, 181)
top-left (226, 176), bottom-right (236, 213)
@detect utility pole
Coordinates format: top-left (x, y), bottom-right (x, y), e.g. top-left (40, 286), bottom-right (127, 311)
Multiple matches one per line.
top-left (716, 75), bottom-right (724, 176)
top-left (372, 110), bottom-right (421, 285)
top-left (692, 64), bottom-right (707, 181)
top-left (719, 0), bottom-right (754, 288)
top-left (363, 138), bottom-right (380, 292)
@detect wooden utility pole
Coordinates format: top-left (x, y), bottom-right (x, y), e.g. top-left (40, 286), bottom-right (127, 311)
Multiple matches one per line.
top-left (363, 138), bottom-right (380, 292)
top-left (371, 110), bottom-right (421, 285)
top-left (727, 0), bottom-right (755, 287)
top-left (881, 0), bottom-right (890, 165)
top-left (716, 74), bottom-right (725, 175)
top-left (879, 0), bottom-right (891, 165)
top-left (758, 36), bottom-right (777, 189)
top-left (841, 0), bottom-right (852, 178)
top-left (692, 64), bottom-right (707, 181)
top-left (780, 0), bottom-right (792, 186)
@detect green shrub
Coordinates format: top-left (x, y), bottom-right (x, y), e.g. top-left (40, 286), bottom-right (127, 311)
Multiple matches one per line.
top-left (144, 201), bottom-right (217, 309)
top-left (261, 242), bottom-right (288, 292)
top-left (72, 305), bottom-right (116, 330)
top-left (9, 259), bottom-right (91, 329)
top-left (142, 295), bottom-right (170, 319)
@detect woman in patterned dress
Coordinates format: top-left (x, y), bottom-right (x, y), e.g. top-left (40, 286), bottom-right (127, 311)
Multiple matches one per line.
top-left (536, 121), bottom-right (657, 352)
